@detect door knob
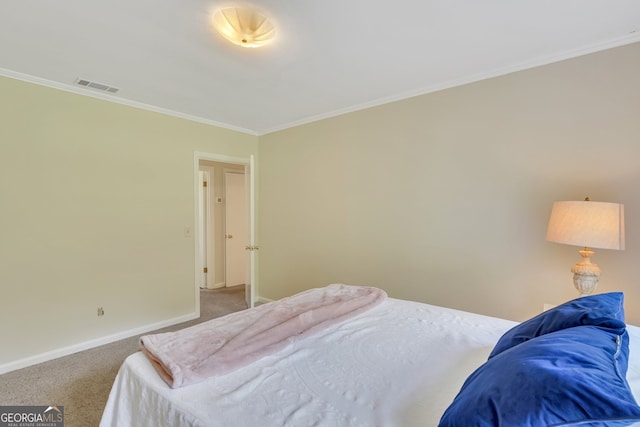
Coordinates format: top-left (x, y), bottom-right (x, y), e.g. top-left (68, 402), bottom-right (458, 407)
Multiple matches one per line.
top-left (227, 234), bottom-right (233, 239)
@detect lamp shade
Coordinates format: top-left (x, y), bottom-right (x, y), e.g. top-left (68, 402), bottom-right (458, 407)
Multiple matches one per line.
top-left (546, 200), bottom-right (625, 250)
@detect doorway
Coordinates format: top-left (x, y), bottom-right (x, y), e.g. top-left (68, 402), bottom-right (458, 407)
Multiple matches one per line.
top-left (194, 152), bottom-right (256, 312)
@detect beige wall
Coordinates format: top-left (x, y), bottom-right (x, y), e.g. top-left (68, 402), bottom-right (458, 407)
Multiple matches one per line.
top-left (0, 76), bottom-right (258, 368)
top-left (258, 42), bottom-right (640, 325)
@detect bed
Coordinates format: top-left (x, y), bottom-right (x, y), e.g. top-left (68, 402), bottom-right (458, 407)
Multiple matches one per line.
top-left (100, 285), bottom-right (640, 426)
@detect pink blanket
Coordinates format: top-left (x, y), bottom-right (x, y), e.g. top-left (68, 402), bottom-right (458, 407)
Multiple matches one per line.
top-left (140, 284), bottom-right (387, 388)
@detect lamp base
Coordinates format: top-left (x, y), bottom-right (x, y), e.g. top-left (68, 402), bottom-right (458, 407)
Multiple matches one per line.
top-left (571, 248), bottom-right (600, 296)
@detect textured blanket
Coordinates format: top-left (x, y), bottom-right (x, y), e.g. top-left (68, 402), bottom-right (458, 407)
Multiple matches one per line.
top-left (140, 284), bottom-right (387, 388)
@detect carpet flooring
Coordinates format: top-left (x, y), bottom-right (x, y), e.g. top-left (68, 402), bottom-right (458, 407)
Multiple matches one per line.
top-left (0, 286), bottom-right (248, 427)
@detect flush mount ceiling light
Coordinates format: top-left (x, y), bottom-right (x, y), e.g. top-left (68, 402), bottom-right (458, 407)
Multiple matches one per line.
top-left (213, 7), bottom-right (276, 48)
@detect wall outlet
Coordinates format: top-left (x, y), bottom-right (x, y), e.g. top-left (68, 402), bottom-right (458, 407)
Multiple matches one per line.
top-left (97, 307), bottom-right (105, 316)
top-left (184, 226), bottom-right (193, 238)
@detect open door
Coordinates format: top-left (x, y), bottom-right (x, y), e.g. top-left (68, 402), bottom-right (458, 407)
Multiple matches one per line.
top-left (246, 156), bottom-right (256, 308)
top-left (197, 170), bottom-right (211, 288)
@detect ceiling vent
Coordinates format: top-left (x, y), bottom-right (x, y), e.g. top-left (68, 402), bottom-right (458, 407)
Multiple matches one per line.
top-left (75, 78), bottom-right (119, 94)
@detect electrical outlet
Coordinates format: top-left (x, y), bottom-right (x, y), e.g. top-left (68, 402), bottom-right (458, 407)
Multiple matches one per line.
top-left (184, 226), bottom-right (193, 238)
top-left (97, 307), bottom-right (105, 316)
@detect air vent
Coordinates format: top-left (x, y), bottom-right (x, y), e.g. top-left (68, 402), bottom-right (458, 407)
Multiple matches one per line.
top-left (75, 78), bottom-right (119, 93)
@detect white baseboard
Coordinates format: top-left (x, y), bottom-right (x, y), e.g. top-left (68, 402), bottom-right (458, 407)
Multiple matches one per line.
top-left (207, 282), bottom-right (226, 289)
top-left (256, 296), bottom-right (274, 304)
top-left (0, 312), bottom-right (198, 375)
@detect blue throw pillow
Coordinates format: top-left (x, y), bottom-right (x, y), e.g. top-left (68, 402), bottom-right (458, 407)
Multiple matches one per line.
top-left (489, 292), bottom-right (625, 358)
top-left (438, 325), bottom-right (640, 427)
top-left (556, 421), bottom-right (640, 426)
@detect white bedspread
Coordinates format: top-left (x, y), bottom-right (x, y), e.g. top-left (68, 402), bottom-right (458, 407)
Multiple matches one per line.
top-left (100, 298), bottom-right (640, 427)
top-left (139, 284), bottom-right (386, 389)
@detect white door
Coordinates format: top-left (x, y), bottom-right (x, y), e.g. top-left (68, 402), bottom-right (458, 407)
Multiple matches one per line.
top-left (197, 171), bottom-right (209, 288)
top-left (224, 171), bottom-right (247, 287)
top-left (198, 169), bottom-right (216, 289)
top-left (245, 158), bottom-right (256, 307)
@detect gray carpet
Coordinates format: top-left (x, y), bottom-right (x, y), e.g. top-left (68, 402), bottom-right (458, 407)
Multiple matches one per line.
top-left (0, 286), bottom-right (248, 427)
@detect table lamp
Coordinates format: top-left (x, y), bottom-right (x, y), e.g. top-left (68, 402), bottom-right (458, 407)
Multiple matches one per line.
top-left (545, 197), bottom-right (625, 296)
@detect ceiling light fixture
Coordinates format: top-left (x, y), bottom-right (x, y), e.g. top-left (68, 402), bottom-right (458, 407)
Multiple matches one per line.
top-left (212, 7), bottom-right (276, 48)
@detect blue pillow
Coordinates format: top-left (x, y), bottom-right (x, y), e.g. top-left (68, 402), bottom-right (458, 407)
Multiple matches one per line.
top-left (489, 292), bottom-right (625, 358)
top-left (556, 421), bottom-right (640, 426)
top-left (438, 325), bottom-right (640, 427)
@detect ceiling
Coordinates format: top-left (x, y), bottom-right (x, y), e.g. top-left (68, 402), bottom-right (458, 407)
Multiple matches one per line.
top-left (1, 1), bottom-right (639, 135)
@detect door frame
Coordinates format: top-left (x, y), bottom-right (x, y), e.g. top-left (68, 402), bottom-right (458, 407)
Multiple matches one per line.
top-left (197, 169), bottom-right (213, 289)
top-left (193, 152), bottom-right (256, 314)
